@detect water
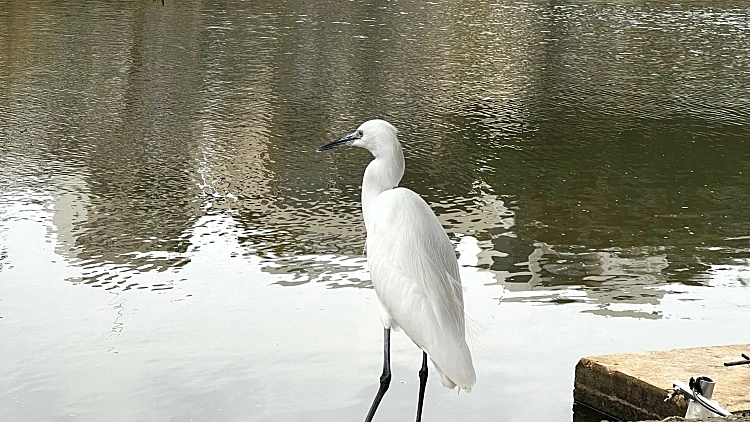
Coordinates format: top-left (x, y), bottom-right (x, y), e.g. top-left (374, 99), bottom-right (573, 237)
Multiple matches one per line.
top-left (1, 1), bottom-right (749, 421)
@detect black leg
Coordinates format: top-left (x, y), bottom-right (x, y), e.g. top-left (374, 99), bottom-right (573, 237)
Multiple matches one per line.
top-left (364, 328), bottom-right (391, 422)
top-left (416, 351), bottom-right (428, 422)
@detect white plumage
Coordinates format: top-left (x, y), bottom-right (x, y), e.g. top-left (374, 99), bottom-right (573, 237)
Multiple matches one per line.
top-left (368, 187), bottom-right (475, 390)
top-left (317, 119), bottom-right (475, 420)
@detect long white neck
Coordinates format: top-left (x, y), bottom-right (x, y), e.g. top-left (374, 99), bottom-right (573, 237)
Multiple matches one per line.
top-left (361, 147), bottom-right (405, 234)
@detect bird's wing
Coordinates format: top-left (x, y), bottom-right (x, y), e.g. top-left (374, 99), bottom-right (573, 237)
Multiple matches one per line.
top-left (366, 187), bottom-right (466, 345)
top-left (367, 187), bottom-right (475, 390)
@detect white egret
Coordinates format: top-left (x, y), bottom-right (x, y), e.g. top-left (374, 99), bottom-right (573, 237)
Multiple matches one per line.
top-left (317, 119), bottom-right (475, 422)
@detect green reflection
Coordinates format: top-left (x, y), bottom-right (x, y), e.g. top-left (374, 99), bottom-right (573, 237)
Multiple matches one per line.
top-left (0, 0), bottom-right (748, 296)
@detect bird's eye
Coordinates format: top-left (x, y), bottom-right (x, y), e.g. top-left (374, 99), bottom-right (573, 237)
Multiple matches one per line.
top-left (356, 130), bottom-right (364, 138)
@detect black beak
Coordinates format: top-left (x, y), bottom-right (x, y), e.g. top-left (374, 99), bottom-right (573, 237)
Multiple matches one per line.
top-left (317, 133), bottom-right (357, 152)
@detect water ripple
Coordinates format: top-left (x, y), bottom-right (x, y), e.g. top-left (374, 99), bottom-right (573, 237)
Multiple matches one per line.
top-left (1, 0), bottom-right (748, 301)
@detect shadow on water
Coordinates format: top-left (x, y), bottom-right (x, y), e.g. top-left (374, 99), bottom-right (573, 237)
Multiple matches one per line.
top-left (573, 402), bottom-right (617, 422)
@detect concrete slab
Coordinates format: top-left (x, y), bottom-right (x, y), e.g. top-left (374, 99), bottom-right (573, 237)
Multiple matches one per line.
top-left (574, 344), bottom-right (750, 421)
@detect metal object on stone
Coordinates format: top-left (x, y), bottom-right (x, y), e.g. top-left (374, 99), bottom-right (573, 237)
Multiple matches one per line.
top-left (724, 353), bottom-right (750, 367)
top-left (666, 376), bottom-right (732, 418)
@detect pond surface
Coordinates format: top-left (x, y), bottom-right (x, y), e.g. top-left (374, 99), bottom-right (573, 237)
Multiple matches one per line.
top-left (1, 1), bottom-right (749, 421)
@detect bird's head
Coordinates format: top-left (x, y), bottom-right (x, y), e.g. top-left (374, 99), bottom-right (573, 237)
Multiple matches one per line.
top-left (317, 119), bottom-right (400, 158)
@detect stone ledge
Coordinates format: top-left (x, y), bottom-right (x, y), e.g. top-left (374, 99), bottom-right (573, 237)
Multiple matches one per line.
top-left (574, 344), bottom-right (750, 421)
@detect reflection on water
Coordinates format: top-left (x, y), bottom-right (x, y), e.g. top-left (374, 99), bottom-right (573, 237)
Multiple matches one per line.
top-left (0, 1), bottom-right (749, 420)
top-left (1, 0), bottom-right (748, 307)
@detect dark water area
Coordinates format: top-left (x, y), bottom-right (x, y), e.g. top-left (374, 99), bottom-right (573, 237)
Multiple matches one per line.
top-left (1, 1), bottom-right (749, 421)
